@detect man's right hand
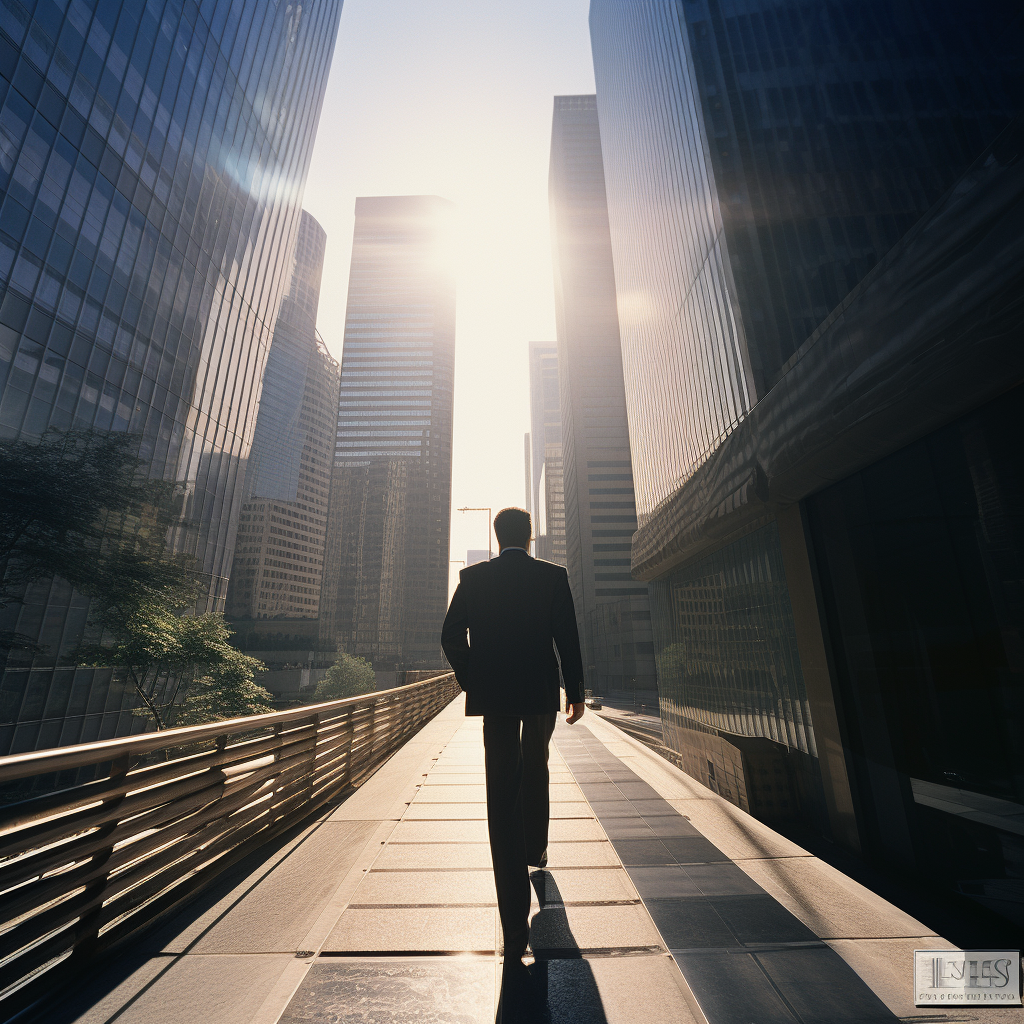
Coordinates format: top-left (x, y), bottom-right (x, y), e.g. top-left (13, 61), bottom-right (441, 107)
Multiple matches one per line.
top-left (565, 702), bottom-right (585, 725)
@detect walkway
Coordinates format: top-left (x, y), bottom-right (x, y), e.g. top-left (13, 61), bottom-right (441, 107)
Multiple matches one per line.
top-left (44, 696), bottom-right (1016, 1024)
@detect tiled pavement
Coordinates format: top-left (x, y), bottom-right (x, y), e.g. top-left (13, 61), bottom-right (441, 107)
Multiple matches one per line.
top-left (45, 696), bottom-right (1023, 1024)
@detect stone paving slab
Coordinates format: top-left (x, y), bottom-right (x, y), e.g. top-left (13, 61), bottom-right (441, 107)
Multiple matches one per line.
top-left (147, 819), bottom-right (380, 954)
top-left (62, 954), bottom-right (297, 1024)
top-left (389, 818), bottom-right (490, 843)
top-left (324, 906), bottom-right (498, 952)
top-left (354, 867), bottom-right (498, 904)
top-left (279, 959), bottom-right (496, 1024)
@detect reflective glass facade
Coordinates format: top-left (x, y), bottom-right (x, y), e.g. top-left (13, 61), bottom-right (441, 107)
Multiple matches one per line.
top-left (589, 0), bottom-right (752, 518)
top-left (650, 522), bottom-right (825, 823)
top-left (549, 94), bottom-right (655, 697)
top-left (0, 0), bottom-right (342, 752)
top-left (591, 0), bottom-right (1024, 927)
top-left (227, 212), bottom-right (339, 621)
top-left (591, 0), bottom-right (1020, 516)
top-left (320, 196), bottom-right (455, 670)
top-left (243, 211), bottom-right (328, 503)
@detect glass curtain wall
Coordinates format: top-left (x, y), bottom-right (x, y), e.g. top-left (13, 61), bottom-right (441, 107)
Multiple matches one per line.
top-left (0, 0), bottom-right (342, 752)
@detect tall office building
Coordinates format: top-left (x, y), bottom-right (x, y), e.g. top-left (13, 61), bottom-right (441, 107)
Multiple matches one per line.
top-left (227, 212), bottom-right (339, 621)
top-left (535, 442), bottom-right (565, 565)
top-left (591, 0), bottom-right (1023, 928)
top-left (523, 432), bottom-right (531, 513)
top-left (0, 1), bottom-right (342, 752)
top-left (528, 341), bottom-right (565, 564)
top-left (549, 95), bottom-right (656, 701)
top-left (320, 196), bottom-right (455, 670)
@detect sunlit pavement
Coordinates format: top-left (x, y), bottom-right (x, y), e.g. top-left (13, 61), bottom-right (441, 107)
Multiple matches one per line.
top-left (42, 695), bottom-right (1017, 1024)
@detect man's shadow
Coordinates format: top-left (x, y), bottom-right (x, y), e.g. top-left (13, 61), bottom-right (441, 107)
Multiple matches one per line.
top-left (496, 872), bottom-right (609, 1023)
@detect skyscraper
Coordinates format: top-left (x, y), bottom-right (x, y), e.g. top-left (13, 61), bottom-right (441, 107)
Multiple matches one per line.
top-left (523, 432), bottom-right (532, 514)
top-left (320, 196), bottom-right (456, 670)
top-left (0, 0), bottom-right (342, 752)
top-left (549, 95), bottom-right (656, 701)
top-left (528, 341), bottom-right (565, 564)
top-left (227, 212), bottom-right (339, 621)
top-left (591, 0), bottom-right (1024, 928)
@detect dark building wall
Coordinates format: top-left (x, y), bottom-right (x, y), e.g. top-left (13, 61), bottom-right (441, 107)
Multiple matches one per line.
top-left (320, 196), bottom-right (456, 671)
top-left (591, 0), bottom-right (1024, 928)
top-left (548, 94), bottom-right (656, 698)
top-left (0, 0), bottom-right (342, 753)
top-left (807, 383), bottom-right (1024, 927)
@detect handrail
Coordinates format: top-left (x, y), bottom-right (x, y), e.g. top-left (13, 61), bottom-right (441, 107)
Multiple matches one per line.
top-left (0, 672), bottom-right (461, 1022)
top-left (0, 679), bottom-right (452, 783)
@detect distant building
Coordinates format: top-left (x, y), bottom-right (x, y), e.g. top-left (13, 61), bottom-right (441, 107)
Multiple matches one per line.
top-left (320, 196), bottom-right (456, 669)
top-left (535, 444), bottom-right (566, 565)
top-left (0, 1), bottom-right (342, 752)
top-left (523, 432), bottom-right (532, 514)
top-left (227, 212), bottom-right (339, 621)
top-left (528, 342), bottom-right (565, 564)
top-left (466, 550), bottom-right (491, 566)
top-left (548, 95), bottom-right (656, 700)
top-left (591, 0), bottom-right (1024, 929)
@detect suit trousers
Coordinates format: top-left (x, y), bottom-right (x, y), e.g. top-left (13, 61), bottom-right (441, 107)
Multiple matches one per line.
top-left (482, 712), bottom-right (557, 955)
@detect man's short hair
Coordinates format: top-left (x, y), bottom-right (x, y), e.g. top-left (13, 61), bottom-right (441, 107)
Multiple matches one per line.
top-left (494, 507), bottom-right (532, 549)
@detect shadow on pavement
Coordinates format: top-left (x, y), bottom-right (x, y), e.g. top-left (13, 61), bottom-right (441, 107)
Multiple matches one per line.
top-left (496, 871), bottom-right (609, 1023)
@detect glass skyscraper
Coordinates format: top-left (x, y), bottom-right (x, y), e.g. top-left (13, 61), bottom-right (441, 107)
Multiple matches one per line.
top-left (591, 0), bottom-right (1023, 927)
top-left (548, 95), bottom-right (656, 700)
top-left (227, 211), bottom-right (339, 621)
top-left (527, 340), bottom-right (565, 564)
top-left (0, 0), bottom-right (342, 753)
top-left (319, 196), bottom-right (456, 670)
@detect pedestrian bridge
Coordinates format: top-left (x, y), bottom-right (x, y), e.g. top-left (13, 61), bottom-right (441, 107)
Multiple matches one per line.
top-left (0, 677), bottom-right (974, 1023)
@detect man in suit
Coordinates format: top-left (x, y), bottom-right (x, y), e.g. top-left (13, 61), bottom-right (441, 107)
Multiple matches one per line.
top-left (441, 507), bottom-right (585, 965)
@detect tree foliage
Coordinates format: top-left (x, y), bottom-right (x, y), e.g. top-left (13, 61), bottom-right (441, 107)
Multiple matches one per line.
top-left (314, 652), bottom-right (376, 701)
top-left (0, 427), bottom-right (275, 729)
top-left (0, 428), bottom-right (197, 651)
top-left (75, 607), bottom-right (268, 730)
top-left (175, 649), bottom-right (274, 726)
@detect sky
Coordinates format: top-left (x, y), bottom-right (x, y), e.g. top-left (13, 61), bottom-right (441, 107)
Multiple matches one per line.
top-left (300, 0), bottom-right (596, 597)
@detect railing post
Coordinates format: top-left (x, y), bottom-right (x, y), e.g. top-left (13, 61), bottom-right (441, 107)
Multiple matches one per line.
top-left (304, 713), bottom-right (319, 801)
top-left (68, 751), bottom-right (134, 962)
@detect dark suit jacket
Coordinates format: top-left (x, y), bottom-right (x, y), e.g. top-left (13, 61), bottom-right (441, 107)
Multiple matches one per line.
top-left (440, 549), bottom-right (585, 716)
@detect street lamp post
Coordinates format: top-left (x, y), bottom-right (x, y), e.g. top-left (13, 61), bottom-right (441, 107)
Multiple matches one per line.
top-left (457, 507), bottom-right (492, 561)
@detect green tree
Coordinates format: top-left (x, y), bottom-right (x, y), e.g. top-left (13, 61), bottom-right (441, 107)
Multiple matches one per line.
top-left (2, 427), bottom-right (274, 728)
top-left (0, 428), bottom-right (193, 651)
top-left (314, 652), bottom-right (376, 701)
top-left (75, 607), bottom-right (268, 730)
top-left (175, 648), bottom-right (274, 726)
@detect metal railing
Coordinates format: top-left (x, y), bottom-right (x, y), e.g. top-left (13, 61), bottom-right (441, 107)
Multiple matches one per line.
top-left (0, 672), bottom-right (460, 1021)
